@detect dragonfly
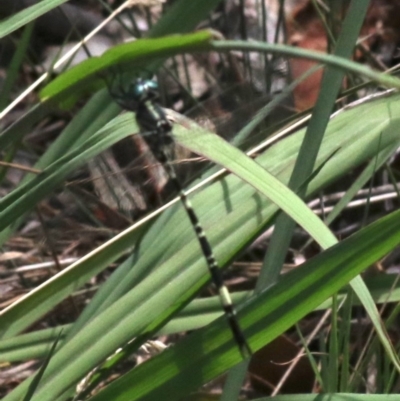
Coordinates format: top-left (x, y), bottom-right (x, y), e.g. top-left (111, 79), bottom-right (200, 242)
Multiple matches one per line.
top-left (110, 77), bottom-right (252, 359)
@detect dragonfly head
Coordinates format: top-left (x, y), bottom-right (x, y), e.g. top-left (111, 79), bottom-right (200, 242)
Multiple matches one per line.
top-left (131, 78), bottom-right (159, 103)
top-left (110, 76), bottom-right (160, 111)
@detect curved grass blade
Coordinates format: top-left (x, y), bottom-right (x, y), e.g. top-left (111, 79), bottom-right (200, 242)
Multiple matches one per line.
top-left (39, 31), bottom-right (214, 108)
top-left (39, 35), bottom-right (400, 109)
top-left (210, 41), bottom-right (400, 89)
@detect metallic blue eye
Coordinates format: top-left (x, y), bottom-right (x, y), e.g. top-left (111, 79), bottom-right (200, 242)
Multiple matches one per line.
top-left (132, 79), bottom-right (158, 102)
top-left (144, 80), bottom-right (158, 91)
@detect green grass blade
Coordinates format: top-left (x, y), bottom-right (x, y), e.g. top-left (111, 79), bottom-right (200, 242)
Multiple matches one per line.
top-left (173, 117), bottom-right (337, 248)
top-left (39, 31), bottom-right (214, 108)
top-left (210, 41), bottom-right (400, 89)
top-left (0, 0), bottom-right (69, 39)
top-left (0, 22), bottom-right (34, 111)
top-left (39, 35), bottom-right (400, 109)
top-left (261, 0), bottom-right (370, 283)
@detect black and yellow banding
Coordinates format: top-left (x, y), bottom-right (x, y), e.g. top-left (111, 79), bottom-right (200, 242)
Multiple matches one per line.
top-left (113, 78), bottom-right (252, 359)
top-left (163, 159), bottom-right (252, 359)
